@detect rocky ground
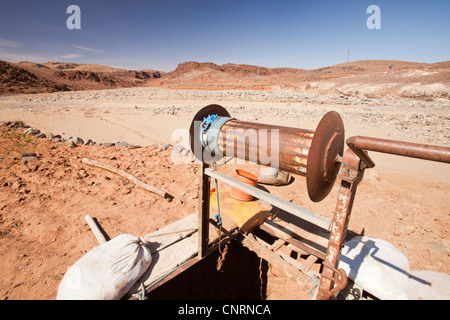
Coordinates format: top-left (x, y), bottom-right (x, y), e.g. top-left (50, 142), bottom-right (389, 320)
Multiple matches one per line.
top-left (0, 86), bottom-right (449, 300)
top-left (1, 87), bottom-right (448, 147)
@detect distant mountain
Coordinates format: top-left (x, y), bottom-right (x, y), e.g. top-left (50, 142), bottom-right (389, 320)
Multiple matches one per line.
top-left (0, 60), bottom-right (163, 95)
top-left (0, 59), bottom-right (448, 98)
top-left (0, 60), bottom-right (69, 95)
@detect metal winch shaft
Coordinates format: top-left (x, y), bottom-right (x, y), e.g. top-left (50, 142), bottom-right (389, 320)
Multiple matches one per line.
top-left (217, 119), bottom-right (314, 175)
top-left (189, 104), bottom-right (345, 202)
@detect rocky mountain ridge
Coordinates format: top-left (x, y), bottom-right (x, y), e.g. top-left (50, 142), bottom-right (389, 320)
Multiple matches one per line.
top-left (0, 59), bottom-right (449, 99)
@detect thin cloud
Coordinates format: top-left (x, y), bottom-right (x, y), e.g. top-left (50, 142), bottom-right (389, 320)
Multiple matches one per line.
top-left (60, 53), bottom-right (83, 59)
top-left (71, 44), bottom-right (105, 54)
top-left (0, 51), bottom-right (52, 62)
top-left (0, 39), bottom-right (22, 48)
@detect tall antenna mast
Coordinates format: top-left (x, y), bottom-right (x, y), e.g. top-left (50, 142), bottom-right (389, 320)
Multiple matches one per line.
top-left (347, 48), bottom-right (350, 63)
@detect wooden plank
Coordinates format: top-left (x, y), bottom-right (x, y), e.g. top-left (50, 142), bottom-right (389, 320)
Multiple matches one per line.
top-left (129, 257), bottom-right (202, 299)
top-left (240, 233), bottom-right (306, 285)
top-left (277, 246), bottom-right (306, 271)
top-left (302, 255), bottom-right (318, 273)
top-left (205, 168), bottom-right (331, 230)
top-left (286, 237), bottom-right (326, 261)
top-left (128, 212), bottom-right (236, 298)
top-left (260, 220), bottom-right (327, 260)
top-left (270, 210), bottom-right (330, 252)
top-left (129, 231), bottom-right (199, 296)
top-left (285, 242), bottom-right (309, 256)
top-left (128, 214), bottom-right (199, 297)
top-left (142, 214), bottom-right (198, 253)
top-left (84, 215), bottom-right (108, 245)
top-left (269, 239), bottom-right (286, 252)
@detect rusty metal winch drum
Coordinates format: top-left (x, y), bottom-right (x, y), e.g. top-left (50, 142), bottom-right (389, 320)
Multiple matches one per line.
top-left (189, 104), bottom-right (345, 202)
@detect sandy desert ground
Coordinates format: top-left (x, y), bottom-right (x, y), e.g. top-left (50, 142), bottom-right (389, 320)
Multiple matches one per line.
top-left (0, 59), bottom-right (449, 299)
top-left (0, 86), bottom-right (449, 300)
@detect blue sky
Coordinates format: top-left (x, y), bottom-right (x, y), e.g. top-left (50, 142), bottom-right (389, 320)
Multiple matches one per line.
top-left (0, 0), bottom-right (448, 71)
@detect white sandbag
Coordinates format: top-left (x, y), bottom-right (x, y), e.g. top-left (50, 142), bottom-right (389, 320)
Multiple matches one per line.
top-left (407, 270), bottom-right (450, 300)
top-left (339, 236), bottom-right (410, 300)
top-left (57, 234), bottom-right (152, 300)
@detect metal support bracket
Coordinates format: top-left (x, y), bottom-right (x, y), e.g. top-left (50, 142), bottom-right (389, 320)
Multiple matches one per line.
top-left (198, 162), bottom-right (210, 258)
top-left (317, 148), bottom-right (366, 300)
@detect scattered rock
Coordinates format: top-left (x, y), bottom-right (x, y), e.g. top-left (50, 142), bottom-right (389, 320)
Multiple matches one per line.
top-left (100, 142), bottom-right (115, 147)
top-left (48, 134), bottom-right (62, 142)
top-left (127, 144), bottom-right (141, 149)
top-left (23, 128), bottom-right (40, 135)
top-left (21, 153), bottom-right (37, 163)
top-left (84, 139), bottom-right (96, 145)
top-left (8, 121), bottom-right (27, 129)
top-left (115, 141), bottom-right (129, 148)
top-left (35, 133), bottom-right (46, 139)
top-left (160, 143), bottom-right (171, 150)
top-left (67, 136), bottom-right (84, 145)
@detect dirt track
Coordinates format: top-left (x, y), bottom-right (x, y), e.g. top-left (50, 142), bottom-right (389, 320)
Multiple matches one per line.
top-left (0, 87), bottom-right (449, 300)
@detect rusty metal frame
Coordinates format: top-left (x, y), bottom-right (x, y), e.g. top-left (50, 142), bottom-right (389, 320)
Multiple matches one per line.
top-left (317, 148), bottom-right (365, 299)
top-left (198, 162), bottom-right (211, 258)
top-left (347, 135), bottom-right (450, 167)
top-left (317, 136), bottom-right (450, 300)
top-left (190, 104), bottom-right (345, 203)
top-left (193, 105), bottom-right (450, 300)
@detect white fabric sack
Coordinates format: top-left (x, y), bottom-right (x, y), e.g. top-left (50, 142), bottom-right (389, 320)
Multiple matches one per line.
top-left (57, 234), bottom-right (152, 300)
top-left (406, 270), bottom-right (450, 300)
top-left (339, 236), bottom-right (410, 300)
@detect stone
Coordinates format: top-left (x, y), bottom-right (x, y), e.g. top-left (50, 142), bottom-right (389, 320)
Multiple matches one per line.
top-left (35, 133), bottom-right (46, 139)
top-left (67, 136), bottom-right (84, 145)
top-left (0, 121), bottom-right (12, 127)
top-left (49, 134), bottom-right (62, 142)
top-left (160, 143), bottom-right (171, 150)
top-left (8, 121), bottom-right (26, 129)
top-left (87, 140), bottom-right (97, 145)
top-left (24, 128), bottom-right (40, 135)
top-left (127, 144), bottom-right (141, 149)
top-left (21, 153), bottom-right (37, 163)
top-left (115, 141), bottom-right (129, 148)
top-left (100, 142), bottom-right (115, 147)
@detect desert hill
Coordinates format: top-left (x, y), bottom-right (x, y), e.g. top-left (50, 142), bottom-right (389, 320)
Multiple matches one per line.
top-left (0, 59), bottom-right (449, 99)
top-left (4, 61), bottom-right (162, 94)
top-left (0, 60), bottom-right (70, 95)
top-left (157, 60), bottom-right (450, 99)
